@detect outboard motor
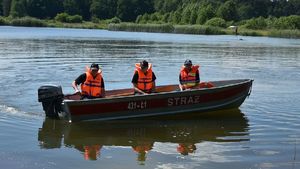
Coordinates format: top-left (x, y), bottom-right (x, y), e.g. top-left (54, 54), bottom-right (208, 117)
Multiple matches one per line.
top-left (38, 85), bottom-right (64, 118)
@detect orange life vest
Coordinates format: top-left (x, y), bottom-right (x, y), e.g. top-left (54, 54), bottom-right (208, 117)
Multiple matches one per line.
top-left (133, 145), bottom-right (152, 153)
top-left (84, 145), bottom-right (102, 160)
top-left (199, 82), bottom-right (214, 88)
top-left (180, 65), bottom-right (200, 88)
top-left (81, 68), bottom-right (103, 97)
top-left (135, 63), bottom-right (153, 93)
top-left (177, 143), bottom-right (196, 155)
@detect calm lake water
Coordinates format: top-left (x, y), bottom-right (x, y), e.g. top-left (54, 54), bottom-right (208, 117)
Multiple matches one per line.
top-left (0, 26), bottom-right (299, 169)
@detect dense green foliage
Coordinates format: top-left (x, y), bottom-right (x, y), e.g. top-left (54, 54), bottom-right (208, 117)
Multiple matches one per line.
top-left (1, 0), bottom-right (299, 23)
top-left (272, 15), bottom-right (300, 29)
top-left (174, 25), bottom-right (224, 35)
top-left (205, 17), bottom-right (226, 28)
top-left (0, 0), bottom-right (2, 16)
top-left (55, 13), bottom-right (83, 23)
top-left (244, 17), bottom-right (268, 30)
top-left (0, 0), bottom-right (299, 38)
top-left (10, 16), bottom-right (46, 27)
top-left (0, 16), bottom-right (6, 25)
top-left (27, 0), bottom-right (64, 19)
top-left (242, 15), bottom-right (300, 30)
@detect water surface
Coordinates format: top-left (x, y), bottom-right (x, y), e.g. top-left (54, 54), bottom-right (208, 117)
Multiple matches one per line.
top-left (0, 26), bottom-right (299, 169)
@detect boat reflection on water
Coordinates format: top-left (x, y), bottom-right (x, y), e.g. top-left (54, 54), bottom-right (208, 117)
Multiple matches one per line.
top-left (38, 109), bottom-right (249, 161)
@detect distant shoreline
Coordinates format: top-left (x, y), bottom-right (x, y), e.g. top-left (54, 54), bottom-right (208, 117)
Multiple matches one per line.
top-left (0, 17), bottom-right (299, 39)
top-left (107, 23), bottom-right (300, 39)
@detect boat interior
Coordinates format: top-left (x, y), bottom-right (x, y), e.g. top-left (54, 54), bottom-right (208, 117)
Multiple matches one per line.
top-left (64, 79), bottom-right (250, 101)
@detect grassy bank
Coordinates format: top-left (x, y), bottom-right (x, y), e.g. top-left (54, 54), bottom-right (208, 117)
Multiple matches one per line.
top-left (108, 23), bottom-right (226, 35)
top-left (0, 16), bottom-right (107, 29)
top-left (107, 23), bottom-right (226, 35)
top-left (0, 16), bottom-right (299, 38)
top-left (109, 23), bottom-right (300, 38)
top-left (108, 23), bottom-right (174, 33)
top-left (46, 20), bottom-right (106, 29)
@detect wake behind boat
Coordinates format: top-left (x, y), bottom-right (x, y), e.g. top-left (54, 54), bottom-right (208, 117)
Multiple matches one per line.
top-left (38, 79), bottom-right (253, 122)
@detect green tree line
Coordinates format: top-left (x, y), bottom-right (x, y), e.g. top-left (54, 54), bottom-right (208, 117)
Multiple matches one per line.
top-left (0, 0), bottom-right (299, 22)
top-left (0, 0), bottom-right (154, 21)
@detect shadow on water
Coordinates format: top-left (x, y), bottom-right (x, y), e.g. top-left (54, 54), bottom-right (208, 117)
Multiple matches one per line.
top-left (38, 109), bottom-right (249, 161)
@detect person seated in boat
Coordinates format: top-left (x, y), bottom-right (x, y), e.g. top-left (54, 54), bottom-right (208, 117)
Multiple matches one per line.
top-left (131, 60), bottom-right (156, 94)
top-left (75, 144), bottom-right (102, 160)
top-left (72, 63), bottom-right (105, 99)
top-left (179, 59), bottom-right (200, 91)
top-left (177, 143), bottom-right (197, 156)
top-left (132, 141), bottom-right (154, 162)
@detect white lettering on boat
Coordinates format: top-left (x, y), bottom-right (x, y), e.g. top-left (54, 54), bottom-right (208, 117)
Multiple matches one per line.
top-left (128, 101), bottom-right (147, 110)
top-left (168, 96), bottom-right (200, 106)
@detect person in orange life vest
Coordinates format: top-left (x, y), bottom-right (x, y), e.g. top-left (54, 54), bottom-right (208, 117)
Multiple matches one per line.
top-left (179, 59), bottom-right (200, 91)
top-left (72, 63), bottom-right (105, 99)
top-left (177, 143), bottom-right (197, 156)
top-left (74, 144), bottom-right (102, 161)
top-left (132, 142), bottom-right (153, 162)
top-left (131, 60), bottom-right (156, 94)
top-left (83, 145), bottom-right (102, 160)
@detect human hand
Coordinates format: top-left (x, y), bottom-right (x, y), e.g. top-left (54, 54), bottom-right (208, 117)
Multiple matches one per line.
top-left (75, 90), bottom-right (81, 95)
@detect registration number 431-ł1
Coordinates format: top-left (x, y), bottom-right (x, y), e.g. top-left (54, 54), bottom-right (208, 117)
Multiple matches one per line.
top-left (127, 101), bottom-right (147, 110)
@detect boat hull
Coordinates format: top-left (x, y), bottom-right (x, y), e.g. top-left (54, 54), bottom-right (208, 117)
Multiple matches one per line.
top-left (63, 79), bottom-right (253, 122)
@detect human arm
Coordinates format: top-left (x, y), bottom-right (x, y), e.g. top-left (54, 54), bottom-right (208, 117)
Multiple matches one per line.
top-left (72, 73), bottom-right (86, 95)
top-left (100, 77), bottom-right (106, 97)
top-left (133, 83), bottom-right (148, 94)
top-left (151, 72), bottom-right (156, 93)
top-left (179, 74), bottom-right (186, 91)
top-left (151, 81), bottom-right (156, 93)
top-left (195, 70), bottom-right (200, 84)
top-left (72, 81), bottom-right (81, 95)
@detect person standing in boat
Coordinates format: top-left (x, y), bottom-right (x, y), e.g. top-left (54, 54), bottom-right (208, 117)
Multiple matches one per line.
top-left (72, 63), bottom-right (105, 99)
top-left (179, 59), bottom-right (200, 91)
top-left (131, 60), bottom-right (156, 94)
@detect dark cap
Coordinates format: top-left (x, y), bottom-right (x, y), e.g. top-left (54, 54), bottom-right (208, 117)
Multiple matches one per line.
top-left (140, 60), bottom-right (148, 69)
top-left (184, 59), bottom-right (192, 66)
top-left (90, 63), bottom-right (99, 70)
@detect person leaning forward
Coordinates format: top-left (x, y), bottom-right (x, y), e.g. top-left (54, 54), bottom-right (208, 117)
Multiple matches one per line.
top-left (131, 60), bottom-right (156, 94)
top-left (179, 59), bottom-right (200, 91)
top-left (72, 63), bottom-right (105, 99)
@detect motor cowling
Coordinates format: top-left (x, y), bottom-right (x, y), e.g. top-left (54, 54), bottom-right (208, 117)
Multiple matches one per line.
top-left (38, 85), bottom-right (64, 118)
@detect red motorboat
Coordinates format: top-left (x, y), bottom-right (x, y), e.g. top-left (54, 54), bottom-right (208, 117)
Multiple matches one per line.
top-left (38, 79), bottom-right (253, 122)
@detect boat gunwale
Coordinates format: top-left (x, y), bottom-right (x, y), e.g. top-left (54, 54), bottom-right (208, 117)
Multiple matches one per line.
top-left (63, 79), bottom-right (253, 104)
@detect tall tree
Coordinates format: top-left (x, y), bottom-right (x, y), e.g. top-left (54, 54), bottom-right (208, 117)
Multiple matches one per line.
top-left (154, 0), bottom-right (181, 13)
top-left (196, 4), bottom-right (215, 24)
top-left (76, 0), bottom-right (91, 20)
top-left (27, 0), bottom-right (64, 19)
top-left (117, 0), bottom-right (154, 22)
top-left (289, 0), bottom-right (300, 15)
top-left (171, 10), bottom-right (181, 24)
top-left (216, 0), bottom-right (238, 21)
top-left (249, 0), bottom-right (270, 18)
top-left (63, 0), bottom-right (80, 15)
top-left (116, 0), bottom-right (134, 21)
top-left (181, 7), bottom-right (191, 24)
top-left (0, 0), bottom-right (3, 15)
top-left (2, 0), bottom-right (11, 16)
top-left (237, 2), bottom-right (253, 20)
top-left (10, 0), bottom-right (27, 17)
top-left (270, 0), bottom-right (298, 17)
top-left (90, 0), bottom-right (117, 19)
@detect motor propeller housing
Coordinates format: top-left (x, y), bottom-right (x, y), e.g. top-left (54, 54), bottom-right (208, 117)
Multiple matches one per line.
top-left (38, 85), bottom-right (64, 118)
